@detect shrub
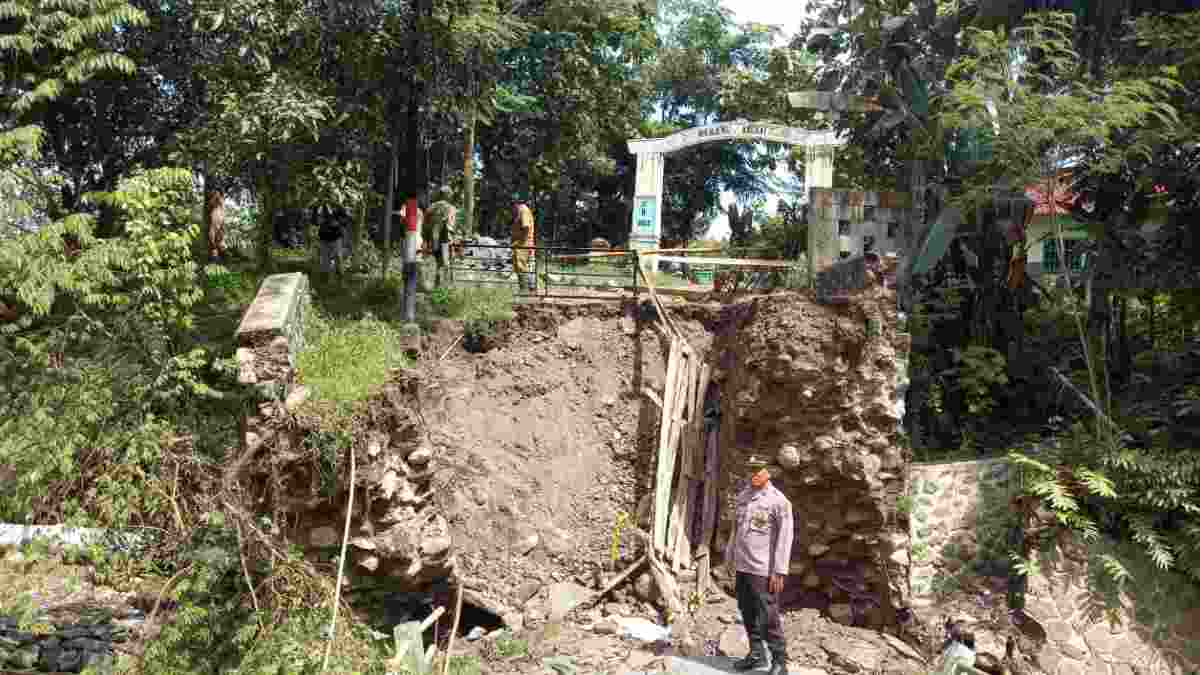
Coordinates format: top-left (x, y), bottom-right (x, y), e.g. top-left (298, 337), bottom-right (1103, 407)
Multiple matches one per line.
top-left (0, 167), bottom-right (228, 527)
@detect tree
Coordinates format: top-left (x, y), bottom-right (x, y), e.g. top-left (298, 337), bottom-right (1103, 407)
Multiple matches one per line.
top-left (640, 0), bottom-right (789, 242)
top-left (0, 0), bottom-right (149, 222)
top-left (474, 0), bottom-right (654, 244)
top-left (1, 1), bottom-right (223, 527)
top-left (940, 10), bottom-right (1180, 407)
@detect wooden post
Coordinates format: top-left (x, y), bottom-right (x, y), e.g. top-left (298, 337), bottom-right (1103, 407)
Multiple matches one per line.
top-left (696, 401), bottom-right (719, 595)
top-left (669, 354), bottom-right (698, 571)
top-left (653, 339), bottom-right (683, 551)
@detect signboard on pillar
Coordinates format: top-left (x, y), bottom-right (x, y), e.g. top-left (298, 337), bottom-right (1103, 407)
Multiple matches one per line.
top-left (630, 195), bottom-right (660, 273)
top-left (634, 197), bottom-right (657, 236)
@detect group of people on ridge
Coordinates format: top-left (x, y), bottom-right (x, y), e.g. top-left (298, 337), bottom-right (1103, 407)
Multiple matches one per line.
top-left (311, 188), bottom-right (537, 291)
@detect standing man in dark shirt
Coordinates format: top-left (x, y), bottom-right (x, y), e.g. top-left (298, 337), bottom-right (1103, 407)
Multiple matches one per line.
top-left (315, 204), bottom-right (345, 275)
top-left (725, 454), bottom-right (794, 674)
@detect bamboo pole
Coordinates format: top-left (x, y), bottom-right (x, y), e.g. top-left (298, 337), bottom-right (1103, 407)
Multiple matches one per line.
top-left (653, 339), bottom-right (683, 551)
top-left (637, 260), bottom-right (682, 340)
top-left (319, 446), bottom-right (356, 674)
top-left (667, 355), bottom-right (693, 570)
top-left (671, 356), bottom-right (700, 571)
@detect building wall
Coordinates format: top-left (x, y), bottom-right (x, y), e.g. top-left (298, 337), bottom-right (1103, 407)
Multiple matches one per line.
top-left (807, 189), bottom-right (910, 283)
top-left (1025, 216), bottom-right (1167, 278)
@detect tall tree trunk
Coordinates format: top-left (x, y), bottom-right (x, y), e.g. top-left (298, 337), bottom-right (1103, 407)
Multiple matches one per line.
top-left (255, 177), bottom-right (274, 270)
top-left (382, 146), bottom-right (398, 278)
top-left (1086, 279), bottom-right (1112, 407)
top-left (462, 109), bottom-right (476, 237)
top-left (352, 196), bottom-right (366, 271)
top-left (199, 165), bottom-right (212, 261)
top-left (401, 0), bottom-right (427, 322)
top-left (480, 140), bottom-right (499, 238)
top-left (1116, 293), bottom-right (1131, 384)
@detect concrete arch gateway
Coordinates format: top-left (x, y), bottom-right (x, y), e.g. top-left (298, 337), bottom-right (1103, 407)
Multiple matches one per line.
top-left (626, 121), bottom-right (843, 271)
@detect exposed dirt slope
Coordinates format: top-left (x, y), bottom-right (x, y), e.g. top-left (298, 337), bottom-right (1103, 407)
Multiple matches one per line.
top-left (416, 301), bottom-right (716, 622)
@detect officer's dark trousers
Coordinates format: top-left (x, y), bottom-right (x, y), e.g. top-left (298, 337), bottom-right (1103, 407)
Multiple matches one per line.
top-left (735, 572), bottom-right (787, 660)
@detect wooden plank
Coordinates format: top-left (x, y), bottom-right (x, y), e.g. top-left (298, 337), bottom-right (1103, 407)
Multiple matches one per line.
top-left (642, 387), bottom-right (663, 410)
top-left (676, 354), bottom-right (709, 567)
top-left (680, 355), bottom-right (700, 479)
top-left (681, 475), bottom-right (700, 564)
top-left (666, 353), bottom-right (695, 570)
top-left (696, 418), bottom-right (720, 595)
top-left (692, 364), bottom-right (711, 478)
top-left (630, 526), bottom-right (684, 619)
top-left (652, 338), bottom-right (683, 550)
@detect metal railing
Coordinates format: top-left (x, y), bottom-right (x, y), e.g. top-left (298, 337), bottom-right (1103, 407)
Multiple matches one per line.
top-left (433, 242), bottom-right (810, 298)
top-left (654, 245), bottom-right (809, 292)
top-left (437, 243), bottom-right (639, 300)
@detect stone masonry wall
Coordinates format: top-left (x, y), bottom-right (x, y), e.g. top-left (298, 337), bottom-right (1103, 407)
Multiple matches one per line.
top-left (1021, 538), bottom-right (1200, 675)
top-left (232, 274), bottom-right (454, 594)
top-left (712, 281), bottom-right (910, 629)
top-left (909, 457), bottom-right (1200, 675)
top-left (0, 615), bottom-right (127, 673)
top-left (908, 457), bottom-right (1017, 602)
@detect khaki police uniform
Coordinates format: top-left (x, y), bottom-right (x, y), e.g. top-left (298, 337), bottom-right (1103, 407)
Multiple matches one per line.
top-left (725, 455), bottom-right (794, 672)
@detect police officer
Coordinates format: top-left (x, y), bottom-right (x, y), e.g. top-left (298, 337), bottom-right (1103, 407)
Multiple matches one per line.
top-left (724, 454), bottom-right (794, 674)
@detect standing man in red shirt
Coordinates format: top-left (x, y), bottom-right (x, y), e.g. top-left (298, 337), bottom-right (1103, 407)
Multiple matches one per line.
top-left (725, 454), bottom-right (794, 674)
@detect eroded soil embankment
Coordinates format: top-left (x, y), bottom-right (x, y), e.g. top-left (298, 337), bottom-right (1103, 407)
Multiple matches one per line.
top-left (255, 288), bottom-right (907, 642)
top-left (416, 300), bottom-right (717, 624)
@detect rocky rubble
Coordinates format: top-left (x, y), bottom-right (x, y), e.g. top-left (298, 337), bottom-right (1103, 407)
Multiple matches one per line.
top-left (714, 608), bottom-right (925, 674)
top-left (0, 617), bottom-right (126, 673)
top-left (710, 283), bottom-right (910, 628)
top-left (236, 369), bottom-right (456, 592)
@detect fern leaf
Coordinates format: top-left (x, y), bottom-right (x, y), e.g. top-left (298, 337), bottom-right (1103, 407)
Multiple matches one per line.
top-left (1076, 469), bottom-right (1117, 498)
top-left (1128, 514), bottom-right (1175, 570)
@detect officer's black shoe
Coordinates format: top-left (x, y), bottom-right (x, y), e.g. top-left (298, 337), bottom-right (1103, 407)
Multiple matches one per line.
top-left (767, 655), bottom-right (788, 675)
top-left (732, 650), bottom-right (767, 671)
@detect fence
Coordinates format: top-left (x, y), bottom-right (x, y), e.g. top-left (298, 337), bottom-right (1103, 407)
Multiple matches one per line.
top-left (443, 243), bottom-right (639, 300)
top-left (653, 245), bottom-right (809, 292)
top-left (438, 242), bottom-right (810, 299)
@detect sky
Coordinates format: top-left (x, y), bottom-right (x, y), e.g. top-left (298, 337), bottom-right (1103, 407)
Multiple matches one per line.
top-left (703, 0), bottom-right (813, 240)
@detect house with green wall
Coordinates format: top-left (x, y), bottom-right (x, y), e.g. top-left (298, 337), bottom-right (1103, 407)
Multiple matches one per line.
top-left (1021, 169), bottom-right (1169, 282)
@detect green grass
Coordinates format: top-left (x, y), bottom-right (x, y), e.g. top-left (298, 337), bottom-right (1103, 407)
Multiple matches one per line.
top-left (651, 271), bottom-right (692, 288)
top-left (295, 311), bottom-right (411, 416)
top-left (492, 631), bottom-right (529, 659)
top-left (426, 286), bottom-right (515, 322)
top-left (446, 655), bottom-right (483, 675)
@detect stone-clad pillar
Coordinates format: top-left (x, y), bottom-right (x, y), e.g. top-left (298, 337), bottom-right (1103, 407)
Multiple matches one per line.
top-left (630, 151), bottom-right (665, 272)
